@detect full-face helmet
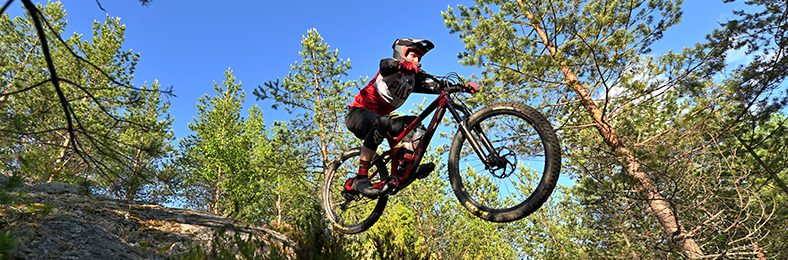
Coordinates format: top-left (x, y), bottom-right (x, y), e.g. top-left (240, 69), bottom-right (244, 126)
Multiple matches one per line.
top-left (392, 38), bottom-right (434, 62)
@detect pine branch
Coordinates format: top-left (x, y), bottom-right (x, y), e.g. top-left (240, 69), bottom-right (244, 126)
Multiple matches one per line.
top-left (14, 0), bottom-right (170, 196)
top-left (1, 0), bottom-right (12, 16)
top-left (21, 0), bottom-right (84, 180)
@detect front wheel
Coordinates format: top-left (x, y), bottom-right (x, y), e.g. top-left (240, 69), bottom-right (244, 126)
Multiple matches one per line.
top-left (322, 147), bottom-right (389, 234)
top-left (448, 102), bottom-right (561, 222)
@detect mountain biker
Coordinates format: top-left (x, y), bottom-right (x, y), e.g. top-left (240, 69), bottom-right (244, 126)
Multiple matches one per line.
top-left (345, 38), bottom-right (478, 198)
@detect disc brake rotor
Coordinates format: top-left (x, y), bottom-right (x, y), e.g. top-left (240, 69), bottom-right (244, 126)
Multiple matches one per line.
top-left (487, 147), bottom-right (517, 179)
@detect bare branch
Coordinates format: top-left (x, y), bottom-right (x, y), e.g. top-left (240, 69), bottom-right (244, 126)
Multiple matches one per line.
top-left (1, 0), bottom-right (13, 15)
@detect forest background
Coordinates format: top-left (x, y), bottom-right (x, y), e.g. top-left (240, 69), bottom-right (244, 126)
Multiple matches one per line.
top-left (1, 0), bottom-right (786, 259)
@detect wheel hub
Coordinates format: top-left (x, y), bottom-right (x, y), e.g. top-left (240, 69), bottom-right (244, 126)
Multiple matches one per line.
top-left (487, 147), bottom-right (517, 178)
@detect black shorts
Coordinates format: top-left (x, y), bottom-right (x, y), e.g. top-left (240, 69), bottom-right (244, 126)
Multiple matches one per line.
top-left (345, 107), bottom-right (417, 149)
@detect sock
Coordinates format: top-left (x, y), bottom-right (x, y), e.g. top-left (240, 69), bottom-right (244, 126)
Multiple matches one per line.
top-left (357, 160), bottom-right (371, 178)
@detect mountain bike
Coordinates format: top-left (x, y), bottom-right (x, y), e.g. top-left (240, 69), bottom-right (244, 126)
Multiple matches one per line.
top-left (322, 72), bottom-right (561, 234)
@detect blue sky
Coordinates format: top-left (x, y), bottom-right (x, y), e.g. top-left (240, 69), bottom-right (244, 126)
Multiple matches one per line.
top-left (6, 0), bottom-right (745, 142)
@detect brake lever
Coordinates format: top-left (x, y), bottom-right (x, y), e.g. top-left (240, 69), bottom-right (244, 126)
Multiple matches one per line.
top-left (421, 71), bottom-right (465, 93)
top-left (421, 71), bottom-right (448, 91)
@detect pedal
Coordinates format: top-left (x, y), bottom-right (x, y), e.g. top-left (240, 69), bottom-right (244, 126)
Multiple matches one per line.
top-left (341, 189), bottom-right (360, 202)
top-left (341, 178), bottom-right (360, 201)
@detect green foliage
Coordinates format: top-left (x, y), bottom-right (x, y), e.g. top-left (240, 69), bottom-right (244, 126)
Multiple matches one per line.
top-left (705, 3), bottom-right (788, 256)
top-left (443, 0), bottom-right (788, 258)
top-left (0, 190), bottom-right (11, 205)
top-left (173, 226), bottom-right (287, 260)
top-left (335, 150), bottom-right (555, 260)
top-left (171, 67), bottom-right (322, 257)
top-left (253, 28), bottom-right (361, 171)
top-left (96, 81), bottom-right (177, 203)
top-left (443, 0), bottom-right (684, 111)
top-left (0, 2), bottom-right (175, 201)
top-left (229, 107), bottom-right (291, 222)
top-left (443, 0), bottom-right (692, 257)
top-left (250, 29), bottom-right (363, 259)
top-left (0, 231), bottom-right (16, 260)
top-left (8, 1), bottom-right (785, 259)
top-left (175, 69), bottom-right (253, 215)
top-left (3, 176), bottom-right (22, 190)
top-left (1, 1), bottom-right (74, 181)
top-left (710, 0), bottom-right (788, 119)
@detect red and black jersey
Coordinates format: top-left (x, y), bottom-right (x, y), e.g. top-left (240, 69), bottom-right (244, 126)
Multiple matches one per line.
top-left (348, 58), bottom-right (440, 115)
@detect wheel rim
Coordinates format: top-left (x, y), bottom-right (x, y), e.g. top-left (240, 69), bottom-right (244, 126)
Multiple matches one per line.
top-left (325, 151), bottom-right (387, 231)
top-left (456, 111), bottom-right (548, 212)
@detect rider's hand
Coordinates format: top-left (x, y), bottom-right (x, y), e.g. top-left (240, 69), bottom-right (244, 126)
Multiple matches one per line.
top-left (398, 61), bottom-right (419, 75)
top-left (463, 82), bottom-right (479, 94)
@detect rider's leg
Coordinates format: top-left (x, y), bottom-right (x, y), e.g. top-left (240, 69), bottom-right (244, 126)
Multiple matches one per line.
top-left (352, 145), bottom-right (385, 197)
top-left (344, 109), bottom-right (434, 195)
top-left (345, 106), bottom-right (383, 178)
top-left (352, 115), bottom-right (430, 196)
top-left (357, 146), bottom-right (374, 176)
top-left (351, 116), bottom-right (391, 197)
top-left (359, 146), bottom-right (374, 162)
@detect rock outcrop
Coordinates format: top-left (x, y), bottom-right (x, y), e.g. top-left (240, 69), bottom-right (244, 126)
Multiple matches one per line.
top-left (0, 176), bottom-right (297, 259)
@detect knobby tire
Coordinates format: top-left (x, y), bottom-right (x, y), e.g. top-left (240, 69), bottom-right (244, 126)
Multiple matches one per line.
top-left (448, 102), bottom-right (561, 222)
top-left (322, 147), bottom-right (388, 234)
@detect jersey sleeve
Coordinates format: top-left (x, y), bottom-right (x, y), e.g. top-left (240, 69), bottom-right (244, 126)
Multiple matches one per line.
top-left (379, 59), bottom-right (400, 77)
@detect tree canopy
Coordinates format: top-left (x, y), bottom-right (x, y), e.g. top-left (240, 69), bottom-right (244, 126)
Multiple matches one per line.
top-left (2, 0), bottom-right (786, 259)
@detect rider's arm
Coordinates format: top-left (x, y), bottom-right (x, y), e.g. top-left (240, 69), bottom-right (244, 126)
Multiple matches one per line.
top-left (381, 58), bottom-right (442, 94)
top-left (380, 58), bottom-right (465, 94)
top-left (379, 59), bottom-right (400, 77)
top-left (414, 71), bottom-right (475, 94)
top-left (412, 71), bottom-right (442, 94)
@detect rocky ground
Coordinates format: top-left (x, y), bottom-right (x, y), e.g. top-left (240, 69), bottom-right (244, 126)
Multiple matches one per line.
top-left (0, 176), bottom-right (297, 259)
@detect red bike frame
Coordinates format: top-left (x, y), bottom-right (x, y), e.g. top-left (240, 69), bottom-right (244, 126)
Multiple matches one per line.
top-left (363, 80), bottom-right (494, 192)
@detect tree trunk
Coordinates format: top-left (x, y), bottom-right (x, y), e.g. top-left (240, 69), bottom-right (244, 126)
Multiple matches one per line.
top-left (213, 166), bottom-right (222, 214)
top-left (309, 53), bottom-right (331, 171)
top-left (125, 135), bottom-right (145, 201)
top-left (276, 184), bottom-right (282, 225)
top-left (48, 133), bottom-right (72, 182)
top-left (522, 7), bottom-right (704, 259)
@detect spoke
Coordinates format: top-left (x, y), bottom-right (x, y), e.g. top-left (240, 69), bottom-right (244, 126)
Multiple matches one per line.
top-left (456, 112), bottom-right (546, 210)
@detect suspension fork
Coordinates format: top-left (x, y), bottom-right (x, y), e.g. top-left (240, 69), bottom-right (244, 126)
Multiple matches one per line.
top-left (445, 99), bottom-right (499, 164)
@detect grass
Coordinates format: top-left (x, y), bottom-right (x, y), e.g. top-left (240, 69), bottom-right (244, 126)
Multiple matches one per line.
top-left (0, 231), bottom-right (16, 260)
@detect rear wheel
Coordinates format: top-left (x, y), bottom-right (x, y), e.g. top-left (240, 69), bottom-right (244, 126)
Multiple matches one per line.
top-left (448, 102), bottom-right (561, 222)
top-left (322, 147), bottom-right (389, 234)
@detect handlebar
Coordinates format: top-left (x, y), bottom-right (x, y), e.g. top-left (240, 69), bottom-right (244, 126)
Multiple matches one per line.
top-left (420, 71), bottom-right (467, 93)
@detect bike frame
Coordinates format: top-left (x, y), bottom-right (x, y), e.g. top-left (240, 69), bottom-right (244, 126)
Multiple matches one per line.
top-left (365, 82), bottom-right (499, 191)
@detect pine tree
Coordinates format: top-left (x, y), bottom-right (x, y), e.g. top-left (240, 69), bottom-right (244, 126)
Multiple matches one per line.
top-left (443, 0), bottom-right (702, 257)
top-left (1, 2), bottom-right (174, 200)
top-left (106, 81), bottom-right (176, 202)
top-left (253, 28), bottom-right (360, 173)
top-left (176, 69), bottom-right (251, 214)
top-left (252, 28), bottom-right (361, 258)
top-left (444, 0), bottom-right (788, 258)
